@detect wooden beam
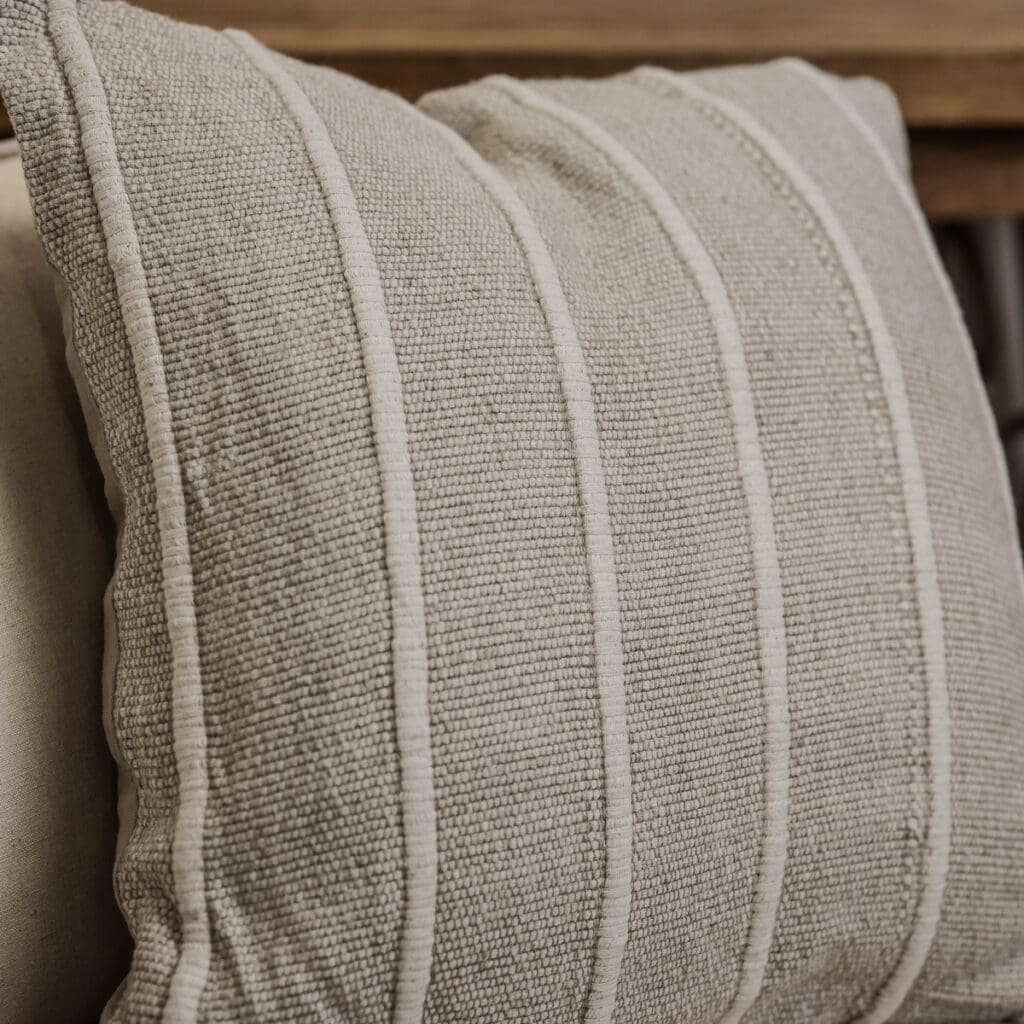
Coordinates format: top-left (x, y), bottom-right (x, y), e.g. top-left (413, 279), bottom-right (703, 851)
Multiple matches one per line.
top-left (127, 0), bottom-right (1024, 127)
top-left (4, 0), bottom-right (1024, 218)
top-left (2, 0), bottom-right (1024, 126)
top-left (135, 0), bottom-right (1024, 57)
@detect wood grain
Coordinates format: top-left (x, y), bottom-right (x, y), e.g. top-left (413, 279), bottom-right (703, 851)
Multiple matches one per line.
top-left (3, 0), bottom-right (1024, 217)
top-left (136, 0), bottom-right (1024, 56)
top-left (130, 0), bottom-right (1024, 126)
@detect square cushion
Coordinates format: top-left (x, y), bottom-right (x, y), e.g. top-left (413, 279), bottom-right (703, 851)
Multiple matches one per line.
top-left (0, 143), bottom-right (129, 1023)
top-left (2, 1), bottom-right (1023, 1020)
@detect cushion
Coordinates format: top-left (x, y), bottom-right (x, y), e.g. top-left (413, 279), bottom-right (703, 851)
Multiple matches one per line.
top-left (0, 143), bottom-right (130, 1021)
top-left (2, 1), bottom-right (1023, 1020)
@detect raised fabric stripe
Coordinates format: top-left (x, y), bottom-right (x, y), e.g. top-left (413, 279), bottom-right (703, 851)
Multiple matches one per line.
top-left (225, 32), bottom-right (438, 1023)
top-left (487, 77), bottom-right (791, 1024)
top-left (408, 103), bottom-right (633, 1024)
top-left (646, 67), bottom-right (953, 1024)
top-left (783, 57), bottom-right (1024, 590)
top-left (46, 1), bottom-right (211, 1020)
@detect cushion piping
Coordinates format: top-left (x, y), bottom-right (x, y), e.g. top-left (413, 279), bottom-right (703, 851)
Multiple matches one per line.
top-left (225, 30), bottom-right (440, 1023)
top-left (783, 57), bottom-right (1024, 589)
top-left (408, 95), bottom-right (635, 1024)
top-left (46, 1), bottom-right (212, 1019)
top-left (651, 68), bottom-right (952, 1024)
top-left (488, 76), bottom-right (792, 1024)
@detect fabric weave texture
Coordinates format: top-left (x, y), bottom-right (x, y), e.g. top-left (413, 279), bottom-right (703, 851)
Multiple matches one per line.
top-left (1, 0), bottom-right (1023, 1020)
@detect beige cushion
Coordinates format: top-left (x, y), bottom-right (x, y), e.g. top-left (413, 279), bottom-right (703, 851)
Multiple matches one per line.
top-left (2, 1), bottom-right (1023, 1020)
top-left (0, 149), bottom-right (130, 1022)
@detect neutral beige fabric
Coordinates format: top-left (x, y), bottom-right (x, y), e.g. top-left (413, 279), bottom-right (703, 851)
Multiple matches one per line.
top-left (0, 151), bottom-right (130, 1022)
top-left (2, 1), bottom-right (1023, 1021)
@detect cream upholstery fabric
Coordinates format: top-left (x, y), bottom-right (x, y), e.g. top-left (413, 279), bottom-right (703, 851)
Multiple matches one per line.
top-left (1, 1), bottom-right (1022, 1021)
top-left (0, 148), bottom-right (130, 1022)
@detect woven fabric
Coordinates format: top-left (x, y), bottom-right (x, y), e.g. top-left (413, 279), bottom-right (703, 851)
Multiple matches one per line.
top-left (2, 1), bottom-right (1023, 1020)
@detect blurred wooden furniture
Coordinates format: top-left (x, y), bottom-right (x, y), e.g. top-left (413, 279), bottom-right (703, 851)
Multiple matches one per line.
top-left (3, 0), bottom-right (1024, 219)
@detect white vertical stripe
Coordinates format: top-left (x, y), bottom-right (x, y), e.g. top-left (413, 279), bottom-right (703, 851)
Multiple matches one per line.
top-left (645, 66), bottom-right (953, 1024)
top-left (782, 56), bottom-right (1024, 591)
top-left (485, 77), bottom-right (791, 1024)
top-left (225, 32), bottom-right (438, 1023)
top-left (46, 1), bottom-right (212, 1021)
top-left (408, 99), bottom-right (633, 1024)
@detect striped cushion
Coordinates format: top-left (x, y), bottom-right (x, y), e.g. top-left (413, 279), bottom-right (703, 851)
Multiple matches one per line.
top-left (3, 1), bottom-right (1023, 1021)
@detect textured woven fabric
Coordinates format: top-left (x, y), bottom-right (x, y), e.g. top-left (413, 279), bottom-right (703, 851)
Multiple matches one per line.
top-left (2, 1), bottom-right (1023, 1021)
top-left (0, 147), bottom-right (130, 1022)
